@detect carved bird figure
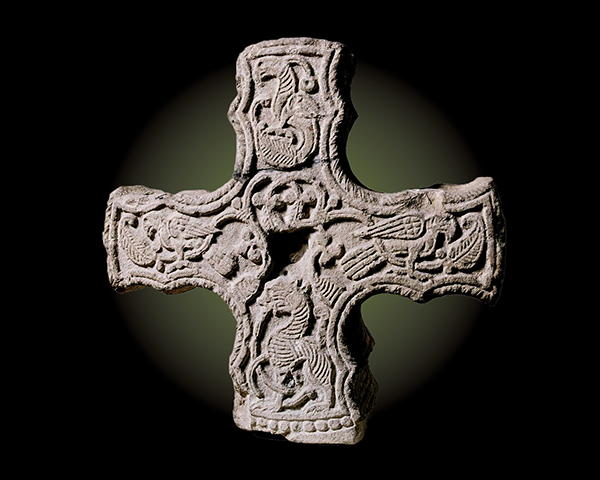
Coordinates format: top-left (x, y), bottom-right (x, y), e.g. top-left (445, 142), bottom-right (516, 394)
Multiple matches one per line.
top-left (254, 60), bottom-right (321, 169)
top-left (352, 213), bottom-right (457, 280)
top-left (161, 214), bottom-right (220, 271)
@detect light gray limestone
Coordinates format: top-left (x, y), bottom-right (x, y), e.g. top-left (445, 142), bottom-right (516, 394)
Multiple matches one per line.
top-left (103, 38), bottom-right (505, 444)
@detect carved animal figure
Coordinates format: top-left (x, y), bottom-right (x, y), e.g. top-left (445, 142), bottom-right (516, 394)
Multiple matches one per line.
top-left (119, 212), bottom-right (219, 274)
top-left (254, 60), bottom-right (320, 169)
top-left (163, 214), bottom-right (219, 266)
top-left (428, 212), bottom-right (486, 273)
top-left (251, 281), bottom-right (332, 412)
top-left (352, 213), bottom-right (458, 280)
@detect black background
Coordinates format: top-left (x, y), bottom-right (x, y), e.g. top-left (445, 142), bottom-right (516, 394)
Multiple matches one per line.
top-left (22, 7), bottom-right (575, 474)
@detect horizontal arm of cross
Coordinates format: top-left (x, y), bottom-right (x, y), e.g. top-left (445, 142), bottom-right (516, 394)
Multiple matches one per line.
top-left (104, 171), bottom-right (504, 305)
top-left (326, 175), bottom-right (505, 305)
top-left (102, 181), bottom-right (269, 313)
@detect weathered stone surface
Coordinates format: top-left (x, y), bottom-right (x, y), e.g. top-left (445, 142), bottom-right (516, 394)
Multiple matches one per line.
top-left (103, 38), bottom-right (505, 444)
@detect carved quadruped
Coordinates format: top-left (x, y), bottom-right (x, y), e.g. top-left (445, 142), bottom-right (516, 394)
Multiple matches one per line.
top-left (104, 38), bottom-right (505, 444)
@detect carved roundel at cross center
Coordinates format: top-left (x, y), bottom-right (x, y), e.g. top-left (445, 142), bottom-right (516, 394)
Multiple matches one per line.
top-left (250, 172), bottom-right (326, 233)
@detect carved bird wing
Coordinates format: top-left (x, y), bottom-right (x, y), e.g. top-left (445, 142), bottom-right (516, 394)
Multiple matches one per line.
top-left (446, 213), bottom-right (485, 270)
top-left (354, 215), bottom-right (424, 240)
top-left (274, 63), bottom-right (296, 121)
top-left (167, 215), bottom-right (220, 240)
top-left (177, 217), bottom-right (221, 261)
top-left (180, 218), bottom-right (220, 239)
top-left (120, 217), bottom-right (156, 267)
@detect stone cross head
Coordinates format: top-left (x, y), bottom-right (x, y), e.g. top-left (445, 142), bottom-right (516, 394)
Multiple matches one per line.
top-left (103, 38), bottom-right (505, 444)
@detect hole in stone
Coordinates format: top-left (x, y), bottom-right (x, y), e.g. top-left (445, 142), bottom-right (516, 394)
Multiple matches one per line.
top-left (265, 228), bottom-right (314, 281)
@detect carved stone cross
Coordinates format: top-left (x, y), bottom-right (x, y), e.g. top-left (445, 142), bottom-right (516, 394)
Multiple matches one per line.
top-left (103, 38), bottom-right (505, 444)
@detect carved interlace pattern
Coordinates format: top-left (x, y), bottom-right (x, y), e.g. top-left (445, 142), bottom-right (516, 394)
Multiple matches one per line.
top-left (104, 38), bottom-right (505, 444)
